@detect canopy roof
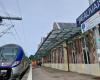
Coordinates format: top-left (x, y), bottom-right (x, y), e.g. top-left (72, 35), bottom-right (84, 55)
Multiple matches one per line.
top-left (35, 22), bottom-right (81, 58)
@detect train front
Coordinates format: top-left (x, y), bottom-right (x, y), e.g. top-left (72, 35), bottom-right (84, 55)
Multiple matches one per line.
top-left (0, 44), bottom-right (20, 79)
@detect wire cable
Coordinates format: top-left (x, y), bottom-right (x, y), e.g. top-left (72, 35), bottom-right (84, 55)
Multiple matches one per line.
top-left (15, 0), bottom-right (27, 48)
top-left (0, 0), bottom-right (23, 44)
top-left (0, 25), bottom-right (14, 37)
top-left (0, 0), bottom-right (26, 49)
top-left (16, 0), bottom-right (22, 18)
top-left (0, 0), bottom-right (10, 17)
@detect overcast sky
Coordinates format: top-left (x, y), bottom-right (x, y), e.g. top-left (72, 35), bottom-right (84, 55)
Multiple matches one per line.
top-left (0, 0), bottom-right (89, 56)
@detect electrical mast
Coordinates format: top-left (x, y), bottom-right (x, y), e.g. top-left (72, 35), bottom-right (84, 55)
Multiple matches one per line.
top-left (0, 16), bottom-right (22, 22)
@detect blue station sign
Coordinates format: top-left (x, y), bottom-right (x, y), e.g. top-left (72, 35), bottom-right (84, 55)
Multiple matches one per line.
top-left (76, 0), bottom-right (100, 27)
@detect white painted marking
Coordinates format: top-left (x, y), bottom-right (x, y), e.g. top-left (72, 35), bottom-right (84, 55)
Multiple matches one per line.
top-left (27, 64), bottom-right (32, 80)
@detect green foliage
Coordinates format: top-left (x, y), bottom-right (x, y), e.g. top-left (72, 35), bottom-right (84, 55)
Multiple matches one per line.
top-left (29, 55), bottom-right (35, 61)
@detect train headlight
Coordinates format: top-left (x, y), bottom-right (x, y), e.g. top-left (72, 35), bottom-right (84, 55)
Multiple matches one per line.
top-left (12, 61), bottom-right (20, 67)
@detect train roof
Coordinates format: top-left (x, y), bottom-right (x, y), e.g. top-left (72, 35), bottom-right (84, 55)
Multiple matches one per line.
top-left (0, 44), bottom-right (22, 49)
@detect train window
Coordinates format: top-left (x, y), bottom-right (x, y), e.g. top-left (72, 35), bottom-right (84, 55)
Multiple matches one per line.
top-left (0, 47), bottom-right (17, 61)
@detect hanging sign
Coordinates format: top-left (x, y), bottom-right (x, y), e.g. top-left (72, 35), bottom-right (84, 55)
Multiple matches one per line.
top-left (81, 10), bottom-right (100, 33)
top-left (76, 0), bottom-right (100, 27)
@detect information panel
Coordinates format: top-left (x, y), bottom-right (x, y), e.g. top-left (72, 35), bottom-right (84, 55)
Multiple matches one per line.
top-left (81, 10), bottom-right (100, 33)
top-left (76, 0), bottom-right (100, 27)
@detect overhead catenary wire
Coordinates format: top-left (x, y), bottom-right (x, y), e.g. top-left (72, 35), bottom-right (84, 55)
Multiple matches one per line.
top-left (15, 0), bottom-right (27, 48)
top-left (15, 0), bottom-right (25, 41)
top-left (10, 31), bottom-right (18, 43)
top-left (0, 0), bottom-right (23, 44)
top-left (0, 0), bottom-right (9, 16)
top-left (0, 0), bottom-right (22, 19)
top-left (0, 24), bottom-right (18, 43)
top-left (16, 0), bottom-right (22, 18)
top-left (0, 25), bottom-right (14, 37)
top-left (0, 0), bottom-right (27, 53)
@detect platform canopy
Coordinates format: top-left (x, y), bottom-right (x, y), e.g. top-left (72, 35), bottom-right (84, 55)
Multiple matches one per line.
top-left (35, 23), bottom-right (81, 58)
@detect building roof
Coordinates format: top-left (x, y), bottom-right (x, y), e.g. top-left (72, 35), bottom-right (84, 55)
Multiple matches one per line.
top-left (35, 22), bottom-right (81, 58)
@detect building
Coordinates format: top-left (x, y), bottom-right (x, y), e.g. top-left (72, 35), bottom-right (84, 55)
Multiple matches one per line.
top-left (35, 22), bottom-right (100, 76)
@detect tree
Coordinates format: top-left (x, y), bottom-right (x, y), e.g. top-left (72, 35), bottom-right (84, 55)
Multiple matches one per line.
top-left (29, 55), bottom-right (35, 61)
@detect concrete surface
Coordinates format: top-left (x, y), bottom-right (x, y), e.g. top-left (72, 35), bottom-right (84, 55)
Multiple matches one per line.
top-left (21, 68), bottom-right (29, 80)
top-left (27, 64), bottom-right (32, 80)
top-left (32, 67), bottom-right (100, 80)
top-left (22, 64), bottom-right (32, 80)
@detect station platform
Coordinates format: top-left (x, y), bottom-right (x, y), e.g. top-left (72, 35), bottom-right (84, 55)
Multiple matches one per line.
top-left (32, 67), bottom-right (99, 80)
top-left (22, 64), bottom-right (32, 80)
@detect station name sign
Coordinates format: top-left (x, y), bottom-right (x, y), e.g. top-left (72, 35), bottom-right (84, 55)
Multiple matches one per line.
top-left (76, 0), bottom-right (100, 27)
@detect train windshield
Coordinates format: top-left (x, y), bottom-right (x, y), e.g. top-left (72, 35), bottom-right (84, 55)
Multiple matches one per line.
top-left (0, 47), bottom-right (17, 61)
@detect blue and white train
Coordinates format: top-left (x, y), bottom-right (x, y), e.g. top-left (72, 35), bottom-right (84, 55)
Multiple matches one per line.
top-left (0, 44), bottom-right (30, 79)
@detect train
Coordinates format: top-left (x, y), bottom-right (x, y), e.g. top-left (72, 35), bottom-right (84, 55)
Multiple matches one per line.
top-left (0, 44), bottom-right (30, 80)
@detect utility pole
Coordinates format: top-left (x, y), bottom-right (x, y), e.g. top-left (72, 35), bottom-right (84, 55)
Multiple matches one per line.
top-left (0, 16), bottom-right (22, 37)
top-left (0, 16), bottom-right (22, 22)
top-left (0, 16), bottom-right (22, 20)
